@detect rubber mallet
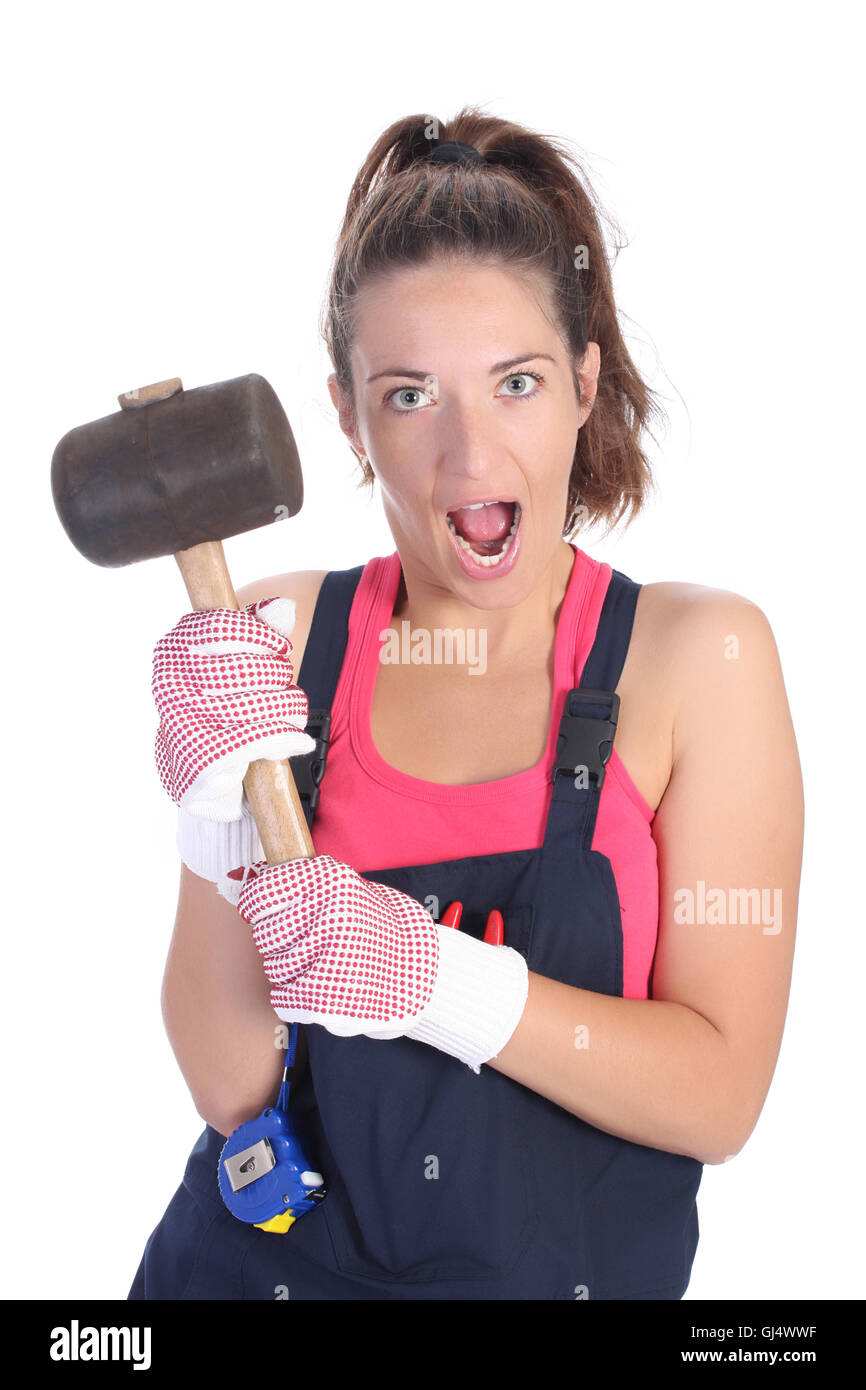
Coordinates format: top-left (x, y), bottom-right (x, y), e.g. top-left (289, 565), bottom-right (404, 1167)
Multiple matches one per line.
top-left (51, 373), bottom-right (315, 864)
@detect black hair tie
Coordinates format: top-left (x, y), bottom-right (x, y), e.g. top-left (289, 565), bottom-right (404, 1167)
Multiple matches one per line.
top-left (430, 140), bottom-right (487, 166)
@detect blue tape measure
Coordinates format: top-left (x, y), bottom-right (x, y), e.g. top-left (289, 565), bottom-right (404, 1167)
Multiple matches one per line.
top-left (217, 1023), bottom-right (327, 1233)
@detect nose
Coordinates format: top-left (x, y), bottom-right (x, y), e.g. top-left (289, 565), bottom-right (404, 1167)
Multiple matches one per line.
top-left (436, 395), bottom-right (509, 490)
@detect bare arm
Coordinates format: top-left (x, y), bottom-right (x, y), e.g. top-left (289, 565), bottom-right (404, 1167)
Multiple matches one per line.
top-left (159, 568), bottom-right (327, 1138)
top-left (161, 862), bottom-right (286, 1137)
top-left (488, 591), bottom-right (804, 1165)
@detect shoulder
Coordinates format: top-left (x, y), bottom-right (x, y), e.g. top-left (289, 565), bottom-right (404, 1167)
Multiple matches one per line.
top-left (637, 581), bottom-right (789, 761)
top-left (627, 578), bottom-right (779, 700)
top-left (235, 569), bottom-right (329, 671)
top-left (639, 579), bottom-right (779, 661)
top-left (615, 578), bottom-right (781, 809)
top-left (637, 579), bottom-right (776, 653)
top-left (637, 576), bottom-right (767, 622)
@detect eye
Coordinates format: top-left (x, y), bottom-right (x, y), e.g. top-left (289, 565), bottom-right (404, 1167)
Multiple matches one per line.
top-left (384, 369), bottom-right (544, 413)
top-left (386, 385), bottom-right (435, 412)
top-left (497, 370), bottom-right (544, 400)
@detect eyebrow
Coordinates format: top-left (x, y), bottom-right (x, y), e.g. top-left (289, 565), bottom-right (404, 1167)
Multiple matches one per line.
top-left (365, 352), bottom-right (557, 385)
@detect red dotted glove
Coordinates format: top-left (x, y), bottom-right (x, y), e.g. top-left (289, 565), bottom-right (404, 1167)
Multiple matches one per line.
top-left (218, 854), bottom-right (439, 1036)
top-left (217, 854), bottom-right (530, 1072)
top-left (152, 598), bottom-right (316, 821)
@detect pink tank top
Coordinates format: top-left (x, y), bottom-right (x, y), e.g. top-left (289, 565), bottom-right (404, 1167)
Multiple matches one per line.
top-left (309, 542), bottom-right (659, 1000)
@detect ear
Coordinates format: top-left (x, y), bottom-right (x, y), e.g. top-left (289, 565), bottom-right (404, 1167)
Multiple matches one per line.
top-left (575, 342), bottom-right (601, 427)
top-left (328, 373), bottom-right (366, 458)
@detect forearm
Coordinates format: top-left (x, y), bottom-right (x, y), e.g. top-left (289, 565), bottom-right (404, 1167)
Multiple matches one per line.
top-left (161, 881), bottom-right (285, 1137)
top-left (487, 971), bottom-right (744, 1165)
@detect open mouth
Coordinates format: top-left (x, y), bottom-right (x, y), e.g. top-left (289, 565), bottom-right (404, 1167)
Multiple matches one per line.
top-left (445, 500), bottom-right (521, 568)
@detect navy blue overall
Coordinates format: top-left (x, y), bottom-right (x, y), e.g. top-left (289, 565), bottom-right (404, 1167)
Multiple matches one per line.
top-left (128, 561), bottom-right (703, 1300)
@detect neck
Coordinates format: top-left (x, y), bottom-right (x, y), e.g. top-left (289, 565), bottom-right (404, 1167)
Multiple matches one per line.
top-left (391, 540), bottom-right (576, 669)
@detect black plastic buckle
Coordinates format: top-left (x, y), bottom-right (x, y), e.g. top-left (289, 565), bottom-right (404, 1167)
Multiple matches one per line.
top-left (552, 688), bottom-right (620, 791)
top-left (288, 708), bottom-right (332, 814)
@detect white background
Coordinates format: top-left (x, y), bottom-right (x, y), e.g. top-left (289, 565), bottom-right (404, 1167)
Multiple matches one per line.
top-left (2, 0), bottom-right (862, 1302)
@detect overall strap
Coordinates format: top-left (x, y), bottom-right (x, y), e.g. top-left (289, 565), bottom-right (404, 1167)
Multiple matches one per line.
top-left (288, 565), bottom-right (365, 829)
top-left (544, 567), bottom-right (642, 851)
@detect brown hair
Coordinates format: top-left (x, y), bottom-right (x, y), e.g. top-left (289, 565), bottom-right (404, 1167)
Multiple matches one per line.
top-left (320, 106), bottom-right (665, 536)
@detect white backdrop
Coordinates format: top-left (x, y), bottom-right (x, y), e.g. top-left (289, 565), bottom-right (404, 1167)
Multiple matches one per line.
top-left (2, 0), bottom-right (861, 1301)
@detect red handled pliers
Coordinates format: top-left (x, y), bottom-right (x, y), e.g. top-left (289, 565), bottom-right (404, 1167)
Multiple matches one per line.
top-left (441, 901), bottom-right (503, 946)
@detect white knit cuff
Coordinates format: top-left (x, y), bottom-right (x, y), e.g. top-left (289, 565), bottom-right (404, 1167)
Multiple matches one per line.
top-left (405, 924), bottom-right (529, 1074)
top-left (176, 800), bottom-right (264, 882)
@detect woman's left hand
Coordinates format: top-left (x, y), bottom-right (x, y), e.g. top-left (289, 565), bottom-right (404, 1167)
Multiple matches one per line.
top-left (218, 853), bottom-right (529, 1072)
top-left (218, 853), bottom-right (439, 1037)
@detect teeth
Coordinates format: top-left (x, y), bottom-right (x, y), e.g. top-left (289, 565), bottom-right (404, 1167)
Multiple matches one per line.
top-left (446, 501), bottom-right (521, 567)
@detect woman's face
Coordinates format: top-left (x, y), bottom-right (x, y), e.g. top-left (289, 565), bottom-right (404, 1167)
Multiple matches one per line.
top-left (329, 258), bottom-right (598, 607)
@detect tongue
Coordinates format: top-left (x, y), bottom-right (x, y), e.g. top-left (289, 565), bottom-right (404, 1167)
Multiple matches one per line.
top-left (449, 501), bottom-right (514, 545)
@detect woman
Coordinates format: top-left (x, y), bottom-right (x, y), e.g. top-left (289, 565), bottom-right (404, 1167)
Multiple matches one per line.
top-left (128, 108), bottom-right (804, 1301)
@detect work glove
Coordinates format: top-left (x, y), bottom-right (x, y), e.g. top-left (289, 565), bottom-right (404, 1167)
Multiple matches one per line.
top-left (217, 854), bottom-right (529, 1074)
top-left (152, 598), bottom-right (316, 822)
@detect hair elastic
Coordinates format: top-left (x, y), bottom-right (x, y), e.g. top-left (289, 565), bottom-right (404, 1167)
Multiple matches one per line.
top-left (429, 140), bottom-right (487, 166)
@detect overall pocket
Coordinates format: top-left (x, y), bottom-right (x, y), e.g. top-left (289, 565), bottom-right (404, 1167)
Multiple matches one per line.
top-left (301, 872), bottom-right (540, 1285)
top-left (316, 1027), bottom-right (537, 1283)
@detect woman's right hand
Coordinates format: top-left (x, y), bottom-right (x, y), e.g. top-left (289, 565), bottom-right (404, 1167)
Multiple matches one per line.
top-left (152, 596), bottom-right (317, 822)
